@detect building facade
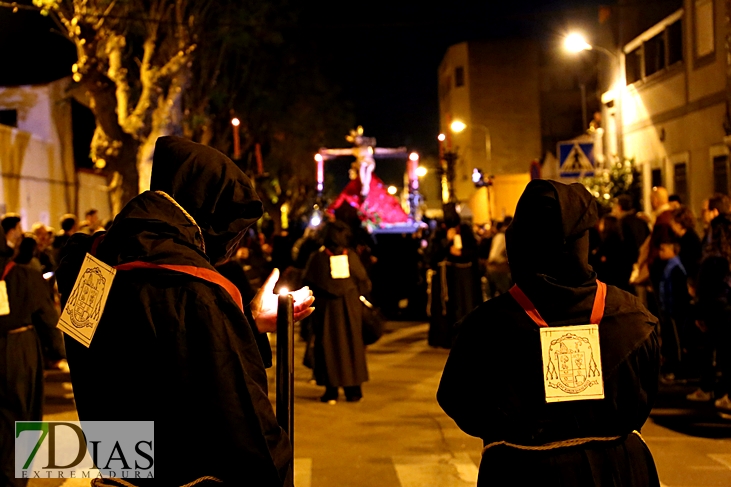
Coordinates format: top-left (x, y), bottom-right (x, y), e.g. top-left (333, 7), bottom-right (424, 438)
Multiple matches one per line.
top-left (438, 40), bottom-right (541, 223)
top-left (0, 77), bottom-right (110, 229)
top-left (609, 0), bottom-right (728, 214)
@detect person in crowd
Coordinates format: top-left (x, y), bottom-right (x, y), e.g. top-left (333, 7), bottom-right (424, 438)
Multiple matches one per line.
top-left (57, 136), bottom-right (314, 485)
top-left (1, 214), bottom-right (23, 253)
top-left (52, 214), bottom-right (78, 262)
top-left (687, 197), bottom-right (731, 405)
top-left (614, 194), bottom-right (650, 291)
top-left (84, 208), bottom-right (102, 233)
top-left (437, 180), bottom-right (660, 486)
top-left (303, 220), bottom-right (371, 403)
top-left (240, 226), bottom-right (273, 291)
top-left (485, 217), bottom-right (512, 298)
top-left (656, 238), bottom-right (691, 382)
top-left (14, 235), bottom-right (42, 271)
top-left (0, 226), bottom-right (60, 487)
top-left (31, 223), bottom-right (56, 275)
top-left (669, 206), bottom-right (702, 290)
top-left (426, 203), bottom-right (481, 348)
top-left (669, 194), bottom-right (682, 210)
top-left (701, 194), bottom-right (731, 244)
top-left (593, 214), bottom-right (627, 288)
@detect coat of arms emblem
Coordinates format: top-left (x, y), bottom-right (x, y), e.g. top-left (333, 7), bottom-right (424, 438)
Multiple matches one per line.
top-left (541, 325), bottom-right (604, 402)
top-left (67, 267), bottom-right (107, 328)
top-left (545, 332), bottom-right (601, 394)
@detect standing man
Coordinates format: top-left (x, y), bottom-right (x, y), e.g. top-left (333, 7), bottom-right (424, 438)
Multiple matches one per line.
top-left (438, 180), bottom-right (659, 485)
top-left (57, 136), bottom-right (314, 486)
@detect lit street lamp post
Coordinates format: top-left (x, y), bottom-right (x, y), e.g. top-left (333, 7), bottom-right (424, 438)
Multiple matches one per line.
top-left (564, 32), bottom-right (623, 166)
top-left (450, 120), bottom-right (492, 223)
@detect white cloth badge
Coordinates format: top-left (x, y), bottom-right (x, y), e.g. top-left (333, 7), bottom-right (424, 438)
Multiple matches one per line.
top-left (330, 254), bottom-right (350, 279)
top-left (540, 324), bottom-right (604, 403)
top-left (0, 281), bottom-right (9, 316)
top-left (58, 253), bottom-right (116, 348)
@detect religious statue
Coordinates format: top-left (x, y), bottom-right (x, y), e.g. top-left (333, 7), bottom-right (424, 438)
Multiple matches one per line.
top-left (319, 126), bottom-right (407, 199)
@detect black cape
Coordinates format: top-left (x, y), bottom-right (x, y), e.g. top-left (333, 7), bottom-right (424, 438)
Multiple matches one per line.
top-left (437, 180), bottom-right (660, 486)
top-left (57, 137), bottom-right (292, 486)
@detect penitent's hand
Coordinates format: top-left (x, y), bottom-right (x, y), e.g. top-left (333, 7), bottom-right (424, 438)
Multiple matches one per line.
top-left (250, 268), bottom-right (315, 333)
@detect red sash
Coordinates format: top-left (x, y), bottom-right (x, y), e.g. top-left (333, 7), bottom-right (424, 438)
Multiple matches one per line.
top-left (114, 261), bottom-right (243, 312)
top-left (509, 280), bottom-right (606, 327)
top-left (1, 261), bottom-right (15, 280)
top-left (89, 234), bottom-right (243, 311)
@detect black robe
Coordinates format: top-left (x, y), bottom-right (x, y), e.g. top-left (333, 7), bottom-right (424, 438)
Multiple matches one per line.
top-left (56, 137), bottom-right (292, 486)
top-left (427, 223), bottom-right (482, 348)
top-left (0, 233), bottom-right (60, 487)
top-left (438, 180), bottom-right (660, 486)
top-left (303, 249), bottom-right (371, 388)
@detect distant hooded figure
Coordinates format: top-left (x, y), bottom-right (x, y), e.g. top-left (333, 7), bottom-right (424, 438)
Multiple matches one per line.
top-left (437, 180), bottom-right (660, 486)
top-left (57, 136), bottom-right (314, 486)
top-left (0, 227), bottom-right (59, 487)
top-left (426, 202), bottom-right (481, 348)
top-left (303, 220), bottom-right (372, 403)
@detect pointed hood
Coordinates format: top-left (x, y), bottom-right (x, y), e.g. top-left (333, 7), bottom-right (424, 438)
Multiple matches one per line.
top-left (149, 136), bottom-right (263, 264)
top-left (505, 179), bottom-right (599, 321)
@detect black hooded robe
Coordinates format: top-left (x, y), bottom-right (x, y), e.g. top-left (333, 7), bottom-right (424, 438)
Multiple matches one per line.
top-left (303, 249), bottom-right (371, 388)
top-left (0, 232), bottom-right (60, 487)
top-left (437, 180), bottom-right (660, 486)
top-left (56, 137), bottom-right (292, 486)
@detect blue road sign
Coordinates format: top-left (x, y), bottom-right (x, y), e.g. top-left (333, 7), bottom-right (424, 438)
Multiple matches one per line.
top-left (558, 141), bottom-right (595, 178)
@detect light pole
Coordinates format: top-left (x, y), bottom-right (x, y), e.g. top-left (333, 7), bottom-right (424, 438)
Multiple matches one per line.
top-left (564, 32), bottom-right (623, 166)
top-left (450, 120), bottom-right (491, 170)
top-left (450, 120), bottom-right (493, 224)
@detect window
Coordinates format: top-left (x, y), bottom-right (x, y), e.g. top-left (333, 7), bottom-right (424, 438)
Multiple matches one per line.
top-left (625, 16), bottom-right (683, 85)
top-left (0, 109), bottom-right (17, 127)
top-left (644, 32), bottom-right (666, 77)
top-left (695, 0), bottom-right (714, 59)
top-left (455, 66), bottom-right (465, 88)
top-left (652, 168), bottom-right (663, 188)
top-left (713, 155), bottom-right (728, 194)
top-left (626, 48), bottom-right (642, 84)
top-left (668, 19), bottom-right (683, 65)
top-left (674, 162), bottom-right (688, 204)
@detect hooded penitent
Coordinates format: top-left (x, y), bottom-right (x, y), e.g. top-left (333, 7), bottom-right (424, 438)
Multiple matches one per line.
top-left (56, 137), bottom-right (291, 486)
top-left (505, 179), bottom-right (599, 322)
top-left (437, 180), bottom-right (660, 486)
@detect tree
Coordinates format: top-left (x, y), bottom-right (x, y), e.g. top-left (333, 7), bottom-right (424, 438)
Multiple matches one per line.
top-left (580, 158), bottom-right (642, 210)
top-left (29, 0), bottom-right (353, 221)
top-left (30, 0), bottom-right (210, 212)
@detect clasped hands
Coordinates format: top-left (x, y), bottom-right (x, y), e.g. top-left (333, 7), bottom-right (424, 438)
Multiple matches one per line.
top-left (250, 268), bottom-right (315, 333)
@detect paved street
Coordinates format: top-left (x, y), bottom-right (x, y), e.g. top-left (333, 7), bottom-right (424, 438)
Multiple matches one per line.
top-left (31, 321), bottom-right (731, 487)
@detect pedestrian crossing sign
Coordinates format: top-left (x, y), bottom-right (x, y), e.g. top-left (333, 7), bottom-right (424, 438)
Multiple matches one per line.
top-left (558, 141), bottom-right (595, 178)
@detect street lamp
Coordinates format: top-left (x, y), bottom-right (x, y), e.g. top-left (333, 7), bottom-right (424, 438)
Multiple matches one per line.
top-left (450, 119), bottom-right (491, 165)
top-left (564, 32), bottom-right (623, 164)
top-left (231, 117), bottom-right (241, 160)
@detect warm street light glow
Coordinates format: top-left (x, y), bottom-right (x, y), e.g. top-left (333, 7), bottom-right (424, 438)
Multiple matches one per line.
top-left (416, 166), bottom-right (428, 177)
top-left (314, 153), bottom-right (323, 162)
top-left (409, 152), bottom-right (419, 161)
top-left (231, 117), bottom-right (240, 126)
top-left (438, 133), bottom-right (446, 141)
top-left (450, 120), bottom-right (467, 133)
top-left (564, 33), bottom-right (592, 53)
top-left (387, 185), bottom-right (398, 195)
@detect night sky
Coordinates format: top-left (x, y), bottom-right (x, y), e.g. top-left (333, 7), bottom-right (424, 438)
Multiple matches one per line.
top-left (0, 0), bottom-right (606, 166)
